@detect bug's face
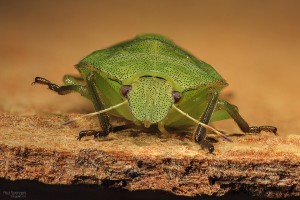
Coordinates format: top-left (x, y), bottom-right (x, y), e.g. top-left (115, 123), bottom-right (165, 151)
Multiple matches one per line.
top-left (122, 77), bottom-right (180, 128)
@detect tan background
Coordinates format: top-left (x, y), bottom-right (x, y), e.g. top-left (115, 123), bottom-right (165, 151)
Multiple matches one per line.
top-left (0, 0), bottom-right (299, 136)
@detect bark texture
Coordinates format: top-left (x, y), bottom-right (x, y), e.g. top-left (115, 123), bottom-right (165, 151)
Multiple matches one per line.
top-left (0, 112), bottom-right (299, 198)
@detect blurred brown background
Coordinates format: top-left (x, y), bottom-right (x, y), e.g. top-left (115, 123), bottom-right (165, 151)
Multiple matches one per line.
top-left (0, 0), bottom-right (299, 135)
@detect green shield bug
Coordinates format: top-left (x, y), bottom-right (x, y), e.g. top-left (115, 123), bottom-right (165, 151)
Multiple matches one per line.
top-left (33, 34), bottom-right (277, 153)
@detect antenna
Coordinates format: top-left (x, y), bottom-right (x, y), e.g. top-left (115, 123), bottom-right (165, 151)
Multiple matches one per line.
top-left (63, 101), bottom-right (128, 125)
top-left (172, 105), bottom-right (232, 142)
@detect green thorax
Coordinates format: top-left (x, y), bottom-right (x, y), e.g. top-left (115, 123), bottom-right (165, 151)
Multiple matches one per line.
top-left (78, 34), bottom-right (227, 92)
top-left (127, 77), bottom-right (173, 127)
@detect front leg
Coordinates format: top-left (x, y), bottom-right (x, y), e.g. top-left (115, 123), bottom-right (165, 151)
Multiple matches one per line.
top-left (81, 72), bottom-right (112, 139)
top-left (194, 90), bottom-right (219, 153)
top-left (33, 75), bottom-right (110, 139)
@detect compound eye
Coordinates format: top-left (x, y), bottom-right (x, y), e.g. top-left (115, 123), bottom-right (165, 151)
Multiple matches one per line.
top-left (172, 91), bottom-right (182, 103)
top-left (120, 85), bottom-right (132, 98)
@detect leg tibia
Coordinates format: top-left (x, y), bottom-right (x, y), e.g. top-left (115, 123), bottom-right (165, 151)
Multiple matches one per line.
top-left (218, 100), bottom-right (277, 135)
top-left (75, 72), bottom-right (113, 141)
top-left (194, 90), bottom-right (219, 153)
top-left (86, 72), bottom-right (112, 134)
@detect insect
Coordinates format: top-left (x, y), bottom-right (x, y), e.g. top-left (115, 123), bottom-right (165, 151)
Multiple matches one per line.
top-left (33, 34), bottom-right (277, 153)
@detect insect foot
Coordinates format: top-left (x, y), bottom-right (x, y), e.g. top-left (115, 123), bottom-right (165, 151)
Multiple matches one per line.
top-left (32, 77), bottom-right (61, 92)
top-left (77, 130), bottom-right (109, 140)
top-left (200, 140), bottom-right (215, 154)
top-left (248, 126), bottom-right (278, 135)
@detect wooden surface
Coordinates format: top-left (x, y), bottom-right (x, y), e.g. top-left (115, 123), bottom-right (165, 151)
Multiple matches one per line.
top-left (0, 112), bottom-right (299, 198)
top-left (0, 0), bottom-right (300, 198)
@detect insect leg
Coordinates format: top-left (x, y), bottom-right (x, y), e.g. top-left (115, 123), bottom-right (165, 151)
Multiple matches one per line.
top-left (63, 74), bottom-right (85, 85)
top-left (32, 77), bottom-right (88, 97)
top-left (158, 122), bottom-right (172, 138)
top-left (217, 100), bottom-right (277, 135)
top-left (77, 72), bottom-right (112, 140)
top-left (194, 90), bottom-right (219, 153)
top-left (112, 124), bottom-right (134, 133)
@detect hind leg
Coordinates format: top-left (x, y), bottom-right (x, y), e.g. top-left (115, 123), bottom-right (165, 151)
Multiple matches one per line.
top-left (217, 100), bottom-right (277, 135)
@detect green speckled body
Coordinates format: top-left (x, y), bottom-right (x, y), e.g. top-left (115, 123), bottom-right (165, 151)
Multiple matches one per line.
top-left (78, 34), bottom-right (227, 92)
top-left (75, 34), bottom-right (231, 128)
top-left (33, 33), bottom-right (277, 152)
